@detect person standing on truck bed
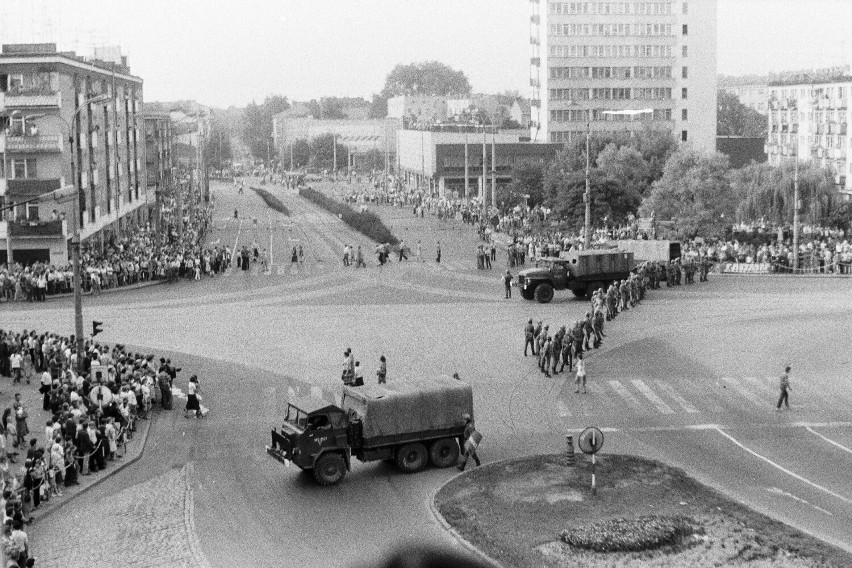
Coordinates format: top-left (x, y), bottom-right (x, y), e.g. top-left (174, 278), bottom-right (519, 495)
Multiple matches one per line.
top-left (457, 414), bottom-right (482, 471)
top-left (377, 355), bottom-right (387, 384)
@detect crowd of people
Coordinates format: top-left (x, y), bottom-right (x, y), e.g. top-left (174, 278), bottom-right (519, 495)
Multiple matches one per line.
top-left (0, 203), bottom-right (218, 304)
top-left (522, 257), bottom-right (708, 389)
top-left (0, 329), bottom-right (189, 566)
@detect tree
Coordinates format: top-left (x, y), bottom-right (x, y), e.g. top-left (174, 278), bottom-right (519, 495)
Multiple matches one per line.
top-left (282, 138), bottom-right (311, 170)
top-left (596, 143), bottom-right (651, 196)
top-left (309, 133), bottom-right (348, 171)
top-left (498, 161), bottom-right (546, 210)
top-left (717, 91), bottom-right (768, 138)
top-left (368, 94), bottom-right (388, 119)
top-left (641, 147), bottom-right (736, 239)
top-left (543, 150), bottom-right (642, 232)
top-left (380, 61), bottom-right (472, 98)
top-left (240, 95), bottom-right (291, 160)
top-left (203, 111), bottom-right (234, 170)
top-left (731, 160), bottom-right (841, 227)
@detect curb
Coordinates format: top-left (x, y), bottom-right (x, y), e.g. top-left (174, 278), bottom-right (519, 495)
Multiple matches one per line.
top-left (43, 279), bottom-right (165, 302)
top-left (30, 411), bottom-right (156, 524)
top-left (715, 271), bottom-right (851, 279)
top-left (428, 470), bottom-right (506, 568)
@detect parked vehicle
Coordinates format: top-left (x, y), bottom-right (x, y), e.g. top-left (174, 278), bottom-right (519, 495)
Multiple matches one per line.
top-left (518, 249), bottom-right (635, 303)
top-left (266, 377), bottom-right (473, 485)
top-left (615, 240), bottom-right (681, 264)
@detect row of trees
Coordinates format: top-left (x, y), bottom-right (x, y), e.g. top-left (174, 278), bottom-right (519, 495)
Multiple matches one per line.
top-left (504, 127), bottom-right (851, 238)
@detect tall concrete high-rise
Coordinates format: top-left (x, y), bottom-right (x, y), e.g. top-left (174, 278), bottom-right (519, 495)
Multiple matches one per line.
top-left (531, 0), bottom-right (717, 152)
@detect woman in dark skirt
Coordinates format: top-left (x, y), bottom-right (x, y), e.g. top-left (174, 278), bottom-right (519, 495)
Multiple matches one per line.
top-left (185, 375), bottom-right (201, 418)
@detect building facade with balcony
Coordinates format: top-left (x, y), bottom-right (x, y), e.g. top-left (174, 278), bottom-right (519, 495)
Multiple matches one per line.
top-left (0, 42), bottom-right (146, 265)
top-left (533, 0), bottom-right (717, 152)
top-left (765, 79), bottom-right (852, 196)
top-left (144, 112), bottom-right (174, 232)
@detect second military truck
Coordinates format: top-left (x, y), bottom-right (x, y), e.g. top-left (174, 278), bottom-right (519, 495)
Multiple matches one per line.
top-left (518, 249), bottom-right (635, 303)
top-left (266, 377), bottom-right (473, 485)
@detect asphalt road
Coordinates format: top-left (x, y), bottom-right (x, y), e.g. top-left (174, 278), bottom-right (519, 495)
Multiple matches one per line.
top-left (8, 179), bottom-right (852, 567)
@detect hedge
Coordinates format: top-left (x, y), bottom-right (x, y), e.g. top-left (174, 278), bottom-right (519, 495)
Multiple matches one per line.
top-left (560, 515), bottom-right (696, 553)
top-left (252, 187), bottom-right (290, 216)
top-left (299, 187), bottom-right (399, 246)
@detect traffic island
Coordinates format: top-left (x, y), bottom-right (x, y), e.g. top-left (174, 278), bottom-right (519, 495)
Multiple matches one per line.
top-left (434, 454), bottom-right (852, 568)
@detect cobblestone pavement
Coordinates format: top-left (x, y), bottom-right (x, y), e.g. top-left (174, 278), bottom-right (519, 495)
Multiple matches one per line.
top-left (32, 463), bottom-right (211, 568)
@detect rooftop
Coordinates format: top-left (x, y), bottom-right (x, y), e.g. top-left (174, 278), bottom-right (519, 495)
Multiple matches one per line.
top-left (0, 43), bottom-right (139, 81)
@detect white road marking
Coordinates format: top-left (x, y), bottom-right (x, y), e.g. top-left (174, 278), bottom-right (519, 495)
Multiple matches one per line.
top-left (765, 487), bottom-right (833, 516)
top-left (268, 210), bottom-right (275, 267)
top-left (721, 377), bottom-right (766, 408)
top-left (631, 379), bottom-right (674, 414)
top-left (653, 380), bottom-right (699, 413)
top-left (557, 399), bottom-right (572, 418)
top-left (230, 219), bottom-right (244, 266)
top-left (805, 426), bottom-right (852, 455)
top-left (743, 376), bottom-right (775, 396)
top-left (608, 380), bottom-right (641, 408)
top-left (712, 426), bottom-right (852, 505)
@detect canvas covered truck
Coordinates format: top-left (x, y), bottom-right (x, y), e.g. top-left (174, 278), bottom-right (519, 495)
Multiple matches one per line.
top-left (266, 377), bottom-right (473, 486)
top-left (518, 249), bottom-right (635, 303)
top-left (616, 240), bottom-right (681, 264)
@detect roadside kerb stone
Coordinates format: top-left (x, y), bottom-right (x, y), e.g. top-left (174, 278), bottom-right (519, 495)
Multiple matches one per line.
top-left (428, 469), bottom-right (505, 568)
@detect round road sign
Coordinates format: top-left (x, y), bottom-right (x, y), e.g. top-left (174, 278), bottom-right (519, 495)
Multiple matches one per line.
top-left (578, 427), bottom-right (604, 455)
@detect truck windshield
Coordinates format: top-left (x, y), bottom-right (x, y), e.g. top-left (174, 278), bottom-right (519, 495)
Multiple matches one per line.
top-left (284, 405), bottom-right (308, 430)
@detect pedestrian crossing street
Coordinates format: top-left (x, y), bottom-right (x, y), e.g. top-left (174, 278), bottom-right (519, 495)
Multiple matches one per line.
top-left (554, 375), bottom-right (835, 419)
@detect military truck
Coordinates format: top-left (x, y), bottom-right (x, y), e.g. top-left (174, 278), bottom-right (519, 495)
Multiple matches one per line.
top-left (616, 240), bottom-right (681, 264)
top-left (518, 249), bottom-right (634, 303)
top-left (266, 377), bottom-right (473, 486)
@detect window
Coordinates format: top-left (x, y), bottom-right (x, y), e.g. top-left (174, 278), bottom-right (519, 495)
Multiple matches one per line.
top-left (683, 2), bottom-right (688, 14)
top-left (682, 24), bottom-right (688, 35)
top-left (682, 109), bottom-right (688, 120)
top-left (681, 130), bottom-right (688, 142)
top-left (11, 158), bottom-right (36, 179)
top-left (682, 87), bottom-right (688, 99)
top-left (26, 203), bottom-right (39, 222)
top-left (682, 66), bottom-right (688, 79)
top-left (682, 45), bottom-right (688, 57)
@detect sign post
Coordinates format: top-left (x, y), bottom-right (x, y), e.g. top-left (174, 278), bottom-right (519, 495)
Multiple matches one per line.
top-left (578, 426), bottom-right (604, 496)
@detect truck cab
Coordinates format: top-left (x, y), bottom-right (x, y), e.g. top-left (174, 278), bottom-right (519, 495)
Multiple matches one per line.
top-left (266, 396), bottom-right (352, 485)
top-left (518, 258), bottom-right (571, 302)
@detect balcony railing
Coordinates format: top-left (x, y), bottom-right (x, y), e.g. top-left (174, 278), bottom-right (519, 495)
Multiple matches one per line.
top-left (3, 91), bottom-right (61, 109)
top-left (7, 219), bottom-right (65, 238)
top-left (3, 134), bottom-right (63, 153)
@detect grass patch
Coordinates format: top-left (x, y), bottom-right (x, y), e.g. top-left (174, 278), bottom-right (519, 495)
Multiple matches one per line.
top-left (252, 187), bottom-right (290, 216)
top-left (435, 454), bottom-right (852, 568)
top-left (299, 187), bottom-right (398, 245)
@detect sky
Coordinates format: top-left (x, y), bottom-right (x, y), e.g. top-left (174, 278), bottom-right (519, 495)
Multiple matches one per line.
top-left (2, 0), bottom-right (852, 108)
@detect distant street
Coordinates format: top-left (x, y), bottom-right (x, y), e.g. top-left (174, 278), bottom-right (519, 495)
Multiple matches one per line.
top-left (8, 180), bottom-right (852, 567)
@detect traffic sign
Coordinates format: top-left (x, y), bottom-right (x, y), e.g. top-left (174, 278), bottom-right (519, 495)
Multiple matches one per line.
top-left (578, 427), bottom-right (604, 455)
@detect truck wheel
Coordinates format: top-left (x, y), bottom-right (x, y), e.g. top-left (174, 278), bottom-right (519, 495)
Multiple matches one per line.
top-left (313, 453), bottom-right (347, 486)
top-left (533, 283), bottom-right (554, 303)
top-left (396, 443), bottom-right (428, 473)
top-left (520, 287), bottom-right (535, 301)
top-left (429, 438), bottom-right (460, 468)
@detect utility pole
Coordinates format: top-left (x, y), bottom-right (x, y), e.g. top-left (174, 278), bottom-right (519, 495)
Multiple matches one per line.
top-left (491, 125), bottom-right (496, 209)
top-left (289, 143), bottom-right (294, 172)
top-left (792, 149), bottom-right (800, 270)
top-left (584, 115), bottom-right (591, 249)
top-left (481, 124), bottom-right (487, 221)
top-left (3, 140), bottom-right (11, 266)
top-left (464, 127), bottom-right (469, 200)
top-left (333, 134), bottom-right (337, 176)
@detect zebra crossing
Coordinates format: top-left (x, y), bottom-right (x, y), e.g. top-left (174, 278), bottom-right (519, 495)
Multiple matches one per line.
top-left (222, 261), bottom-right (327, 278)
top-left (556, 375), bottom-right (832, 419)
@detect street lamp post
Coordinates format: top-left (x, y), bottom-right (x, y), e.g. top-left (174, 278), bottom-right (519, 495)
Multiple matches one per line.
top-left (792, 148), bottom-right (800, 270)
top-left (70, 94), bottom-right (110, 372)
top-left (584, 116), bottom-right (591, 248)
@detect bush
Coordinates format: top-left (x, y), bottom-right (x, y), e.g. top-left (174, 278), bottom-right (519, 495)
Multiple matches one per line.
top-left (252, 187), bottom-right (290, 216)
top-left (560, 515), bottom-right (695, 553)
top-left (299, 187), bottom-right (399, 245)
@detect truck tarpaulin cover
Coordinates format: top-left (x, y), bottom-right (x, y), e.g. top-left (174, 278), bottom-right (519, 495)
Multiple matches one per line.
top-left (341, 377), bottom-right (473, 440)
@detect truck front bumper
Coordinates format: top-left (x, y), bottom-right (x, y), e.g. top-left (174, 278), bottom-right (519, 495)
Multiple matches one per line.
top-left (266, 445), bottom-right (292, 467)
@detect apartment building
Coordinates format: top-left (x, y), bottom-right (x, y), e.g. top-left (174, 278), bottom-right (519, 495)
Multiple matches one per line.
top-left (144, 111), bottom-right (174, 232)
top-left (0, 43), bottom-right (146, 263)
top-left (531, 0), bottom-right (717, 152)
top-left (720, 83), bottom-right (769, 115)
top-left (765, 79), bottom-right (852, 195)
